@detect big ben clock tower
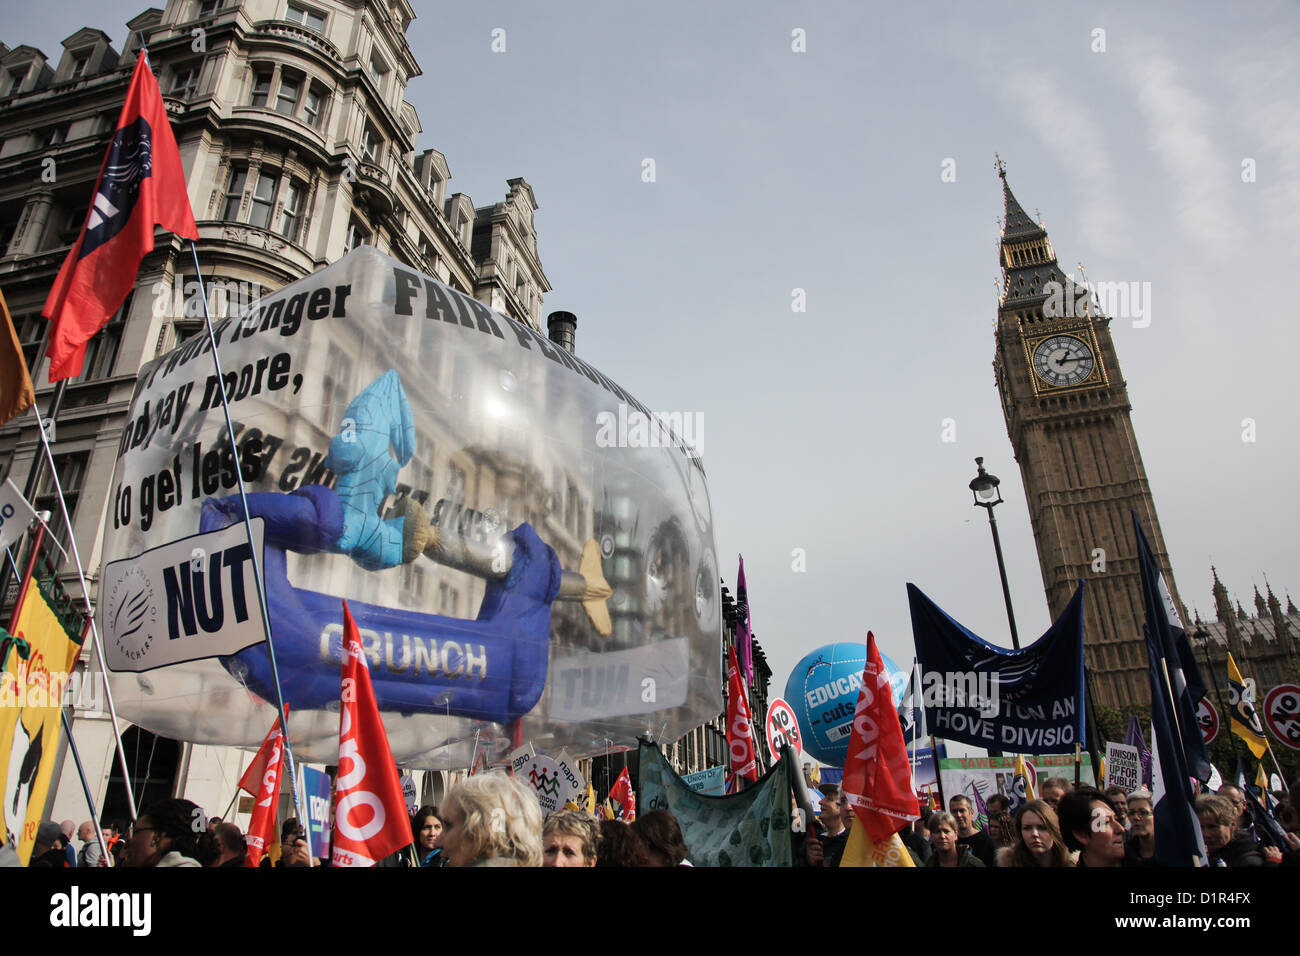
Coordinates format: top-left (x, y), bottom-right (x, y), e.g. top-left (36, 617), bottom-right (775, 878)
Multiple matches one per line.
top-left (992, 162), bottom-right (1186, 709)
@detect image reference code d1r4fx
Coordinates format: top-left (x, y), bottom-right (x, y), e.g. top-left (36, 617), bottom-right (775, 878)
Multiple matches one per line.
top-left (203, 370), bottom-right (614, 725)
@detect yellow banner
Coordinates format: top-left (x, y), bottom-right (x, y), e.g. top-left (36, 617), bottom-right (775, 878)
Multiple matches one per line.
top-left (839, 826), bottom-right (916, 867)
top-left (0, 582), bottom-right (82, 863)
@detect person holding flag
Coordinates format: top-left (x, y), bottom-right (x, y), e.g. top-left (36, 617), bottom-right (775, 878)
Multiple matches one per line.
top-left (839, 631), bottom-right (920, 867)
top-left (42, 51), bottom-right (197, 381)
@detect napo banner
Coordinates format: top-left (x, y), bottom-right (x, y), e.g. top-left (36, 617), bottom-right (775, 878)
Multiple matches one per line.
top-left (907, 582), bottom-right (1086, 754)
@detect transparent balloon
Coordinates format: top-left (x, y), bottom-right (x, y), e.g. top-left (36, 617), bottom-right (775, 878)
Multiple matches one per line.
top-left (97, 248), bottom-right (721, 768)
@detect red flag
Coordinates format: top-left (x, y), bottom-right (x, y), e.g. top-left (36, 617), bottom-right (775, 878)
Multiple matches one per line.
top-left (726, 644), bottom-right (758, 782)
top-left (330, 601), bottom-right (412, 867)
top-left (609, 766), bottom-right (636, 821)
top-left (241, 712), bottom-right (287, 867)
top-left (42, 54), bottom-right (197, 381)
top-left (841, 632), bottom-right (920, 844)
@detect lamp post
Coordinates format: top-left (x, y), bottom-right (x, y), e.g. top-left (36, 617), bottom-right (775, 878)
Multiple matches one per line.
top-left (969, 457), bottom-right (1021, 650)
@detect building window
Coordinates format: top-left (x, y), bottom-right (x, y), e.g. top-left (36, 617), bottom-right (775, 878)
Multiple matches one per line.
top-left (7, 67), bottom-right (26, 96)
top-left (34, 452), bottom-right (89, 562)
top-left (274, 72), bottom-right (301, 114)
top-left (39, 125), bottom-right (68, 149)
top-left (198, 0), bottom-right (222, 16)
top-left (321, 342), bottom-right (354, 413)
top-left (170, 65), bottom-right (200, 98)
top-left (285, 3), bottom-right (326, 33)
top-left (279, 180), bottom-right (304, 240)
top-left (368, 52), bottom-right (389, 90)
top-left (222, 167), bottom-right (247, 220)
top-left (76, 292), bottom-right (130, 381)
top-left (15, 313), bottom-right (47, 371)
top-left (303, 85), bottom-right (323, 127)
top-left (343, 219), bottom-right (367, 252)
top-left (359, 122), bottom-right (380, 163)
top-left (250, 70), bottom-right (272, 107)
top-left (70, 55), bottom-right (89, 79)
top-left (248, 169), bottom-right (278, 230)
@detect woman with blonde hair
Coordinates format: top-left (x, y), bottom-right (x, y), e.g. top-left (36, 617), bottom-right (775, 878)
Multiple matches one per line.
top-left (439, 773), bottom-right (543, 867)
top-left (997, 799), bottom-right (1071, 867)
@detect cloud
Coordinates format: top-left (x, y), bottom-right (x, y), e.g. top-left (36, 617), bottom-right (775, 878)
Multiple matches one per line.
top-left (1126, 48), bottom-right (1245, 257)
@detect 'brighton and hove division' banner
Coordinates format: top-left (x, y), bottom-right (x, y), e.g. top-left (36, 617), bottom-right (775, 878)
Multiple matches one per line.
top-left (637, 740), bottom-right (794, 867)
top-left (907, 583), bottom-right (1086, 753)
top-left (95, 247), bottom-right (721, 767)
top-left (0, 581), bottom-right (83, 862)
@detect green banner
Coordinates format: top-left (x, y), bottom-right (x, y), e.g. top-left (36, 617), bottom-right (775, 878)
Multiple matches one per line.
top-left (637, 741), bottom-right (794, 867)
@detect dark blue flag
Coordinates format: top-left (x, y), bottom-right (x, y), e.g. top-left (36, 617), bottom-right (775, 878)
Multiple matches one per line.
top-left (1147, 633), bottom-right (1208, 866)
top-left (1132, 513), bottom-right (1211, 783)
top-left (907, 582), bottom-right (1085, 754)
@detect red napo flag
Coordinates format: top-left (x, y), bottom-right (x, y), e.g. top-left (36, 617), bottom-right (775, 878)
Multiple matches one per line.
top-left (726, 644), bottom-right (758, 782)
top-left (42, 54), bottom-right (197, 381)
top-left (609, 766), bottom-right (637, 821)
top-left (240, 710), bottom-right (287, 867)
top-left (840, 632), bottom-right (920, 863)
top-left (331, 601), bottom-right (411, 867)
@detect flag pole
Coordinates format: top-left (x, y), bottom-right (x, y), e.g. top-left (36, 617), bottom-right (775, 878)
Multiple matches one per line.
top-left (60, 710), bottom-right (111, 866)
top-left (185, 239), bottom-right (303, 826)
top-left (3, 542), bottom-right (109, 864)
top-left (0, 381), bottom-right (67, 605)
top-left (26, 402), bottom-right (138, 821)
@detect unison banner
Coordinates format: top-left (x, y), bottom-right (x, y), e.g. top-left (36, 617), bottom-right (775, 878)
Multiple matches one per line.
top-left (908, 582), bottom-right (1086, 754)
top-left (0, 581), bottom-right (83, 862)
top-left (637, 741), bottom-right (793, 866)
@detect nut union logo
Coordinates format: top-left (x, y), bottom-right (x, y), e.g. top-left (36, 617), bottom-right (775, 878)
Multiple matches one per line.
top-left (107, 565), bottom-right (156, 663)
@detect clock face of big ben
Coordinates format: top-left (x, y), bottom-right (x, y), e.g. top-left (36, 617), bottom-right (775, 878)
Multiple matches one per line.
top-left (1032, 334), bottom-right (1095, 387)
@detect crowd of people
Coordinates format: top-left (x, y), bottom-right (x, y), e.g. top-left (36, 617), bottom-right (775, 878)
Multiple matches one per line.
top-left (13, 771), bottom-right (1299, 868)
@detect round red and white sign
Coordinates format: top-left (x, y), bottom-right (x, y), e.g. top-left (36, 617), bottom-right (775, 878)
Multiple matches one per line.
top-left (766, 697), bottom-right (803, 764)
top-left (1263, 684), bottom-right (1300, 752)
top-left (1196, 697), bottom-right (1218, 744)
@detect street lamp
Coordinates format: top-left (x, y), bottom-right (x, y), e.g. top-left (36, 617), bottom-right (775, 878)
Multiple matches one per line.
top-left (969, 457), bottom-right (1021, 650)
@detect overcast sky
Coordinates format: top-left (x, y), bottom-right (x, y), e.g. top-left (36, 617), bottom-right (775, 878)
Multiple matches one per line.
top-left (9, 1), bottom-right (1300, 726)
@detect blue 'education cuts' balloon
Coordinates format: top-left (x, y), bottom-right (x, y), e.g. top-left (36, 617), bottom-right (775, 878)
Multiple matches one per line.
top-left (785, 642), bottom-right (908, 767)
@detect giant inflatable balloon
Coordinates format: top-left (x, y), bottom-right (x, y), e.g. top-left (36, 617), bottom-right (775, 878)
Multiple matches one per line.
top-left (97, 247), bottom-right (721, 768)
top-left (786, 642), bottom-right (909, 767)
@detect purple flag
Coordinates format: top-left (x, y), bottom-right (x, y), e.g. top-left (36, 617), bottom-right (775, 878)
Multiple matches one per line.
top-left (736, 555), bottom-right (753, 686)
top-left (1125, 714), bottom-right (1153, 788)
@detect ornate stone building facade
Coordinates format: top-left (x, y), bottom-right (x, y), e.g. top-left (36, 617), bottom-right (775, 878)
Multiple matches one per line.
top-left (991, 166), bottom-right (1186, 709)
top-left (0, 0), bottom-right (552, 825)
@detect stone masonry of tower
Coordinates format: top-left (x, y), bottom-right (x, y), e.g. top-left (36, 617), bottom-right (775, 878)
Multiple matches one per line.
top-left (991, 168), bottom-right (1187, 710)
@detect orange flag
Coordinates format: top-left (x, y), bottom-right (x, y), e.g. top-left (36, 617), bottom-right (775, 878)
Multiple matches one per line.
top-left (0, 289), bottom-right (34, 425)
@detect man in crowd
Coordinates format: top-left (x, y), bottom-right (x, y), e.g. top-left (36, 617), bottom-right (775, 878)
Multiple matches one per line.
top-left (1041, 777), bottom-right (1071, 811)
top-left (75, 820), bottom-right (102, 867)
top-left (59, 820), bottom-right (77, 867)
top-left (1103, 786), bottom-right (1131, 832)
top-left (950, 794), bottom-right (996, 866)
top-left (985, 793), bottom-right (1016, 848)
top-left (212, 822), bottom-right (247, 868)
top-left (816, 784), bottom-right (850, 868)
top-left (30, 822), bottom-right (70, 868)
